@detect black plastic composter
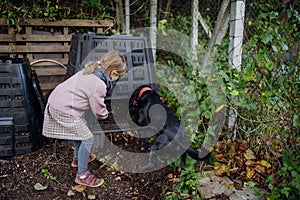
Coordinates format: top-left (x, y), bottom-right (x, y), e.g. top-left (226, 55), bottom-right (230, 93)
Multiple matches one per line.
top-left (0, 58), bottom-right (44, 157)
top-left (67, 33), bottom-right (158, 135)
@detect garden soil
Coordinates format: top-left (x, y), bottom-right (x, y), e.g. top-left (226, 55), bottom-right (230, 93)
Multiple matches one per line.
top-left (0, 132), bottom-right (181, 200)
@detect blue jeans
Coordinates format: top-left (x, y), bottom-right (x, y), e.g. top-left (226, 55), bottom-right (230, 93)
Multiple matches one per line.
top-left (73, 136), bottom-right (94, 174)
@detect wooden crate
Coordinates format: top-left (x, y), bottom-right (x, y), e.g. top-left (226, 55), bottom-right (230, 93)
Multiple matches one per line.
top-left (0, 18), bottom-right (113, 97)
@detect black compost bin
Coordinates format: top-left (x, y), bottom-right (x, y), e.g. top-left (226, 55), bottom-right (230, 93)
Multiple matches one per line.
top-left (0, 117), bottom-right (14, 157)
top-left (67, 33), bottom-right (158, 137)
top-left (0, 58), bottom-right (44, 157)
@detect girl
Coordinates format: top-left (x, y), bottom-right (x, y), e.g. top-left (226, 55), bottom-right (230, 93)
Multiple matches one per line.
top-left (42, 50), bottom-right (127, 187)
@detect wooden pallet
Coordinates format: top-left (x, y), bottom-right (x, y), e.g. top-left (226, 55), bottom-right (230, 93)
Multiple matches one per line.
top-left (0, 18), bottom-right (113, 97)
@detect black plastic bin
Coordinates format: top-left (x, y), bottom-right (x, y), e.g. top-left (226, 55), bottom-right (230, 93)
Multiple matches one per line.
top-left (67, 33), bottom-right (158, 99)
top-left (0, 117), bottom-right (14, 157)
top-left (67, 33), bottom-right (158, 135)
top-left (0, 58), bottom-right (44, 157)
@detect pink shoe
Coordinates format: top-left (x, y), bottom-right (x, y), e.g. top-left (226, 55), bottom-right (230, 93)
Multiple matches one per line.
top-left (71, 153), bottom-right (96, 167)
top-left (75, 171), bottom-right (104, 188)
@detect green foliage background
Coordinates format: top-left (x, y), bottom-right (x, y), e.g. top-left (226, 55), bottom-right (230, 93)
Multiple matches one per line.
top-left (157, 1), bottom-right (299, 199)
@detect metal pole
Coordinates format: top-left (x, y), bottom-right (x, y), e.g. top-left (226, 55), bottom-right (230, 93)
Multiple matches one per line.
top-left (125, 0), bottom-right (130, 34)
top-left (228, 0), bottom-right (245, 131)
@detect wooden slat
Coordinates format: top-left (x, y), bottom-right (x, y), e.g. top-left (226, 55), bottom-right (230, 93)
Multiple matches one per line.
top-left (0, 34), bottom-right (13, 41)
top-left (0, 45), bottom-right (70, 53)
top-left (34, 68), bottom-right (66, 76)
top-left (0, 33), bottom-right (72, 42)
top-left (14, 34), bottom-right (72, 42)
top-left (0, 18), bottom-right (113, 27)
top-left (40, 82), bottom-right (62, 90)
top-left (63, 27), bottom-right (69, 58)
top-left (0, 18), bottom-right (6, 25)
top-left (25, 27), bottom-right (33, 60)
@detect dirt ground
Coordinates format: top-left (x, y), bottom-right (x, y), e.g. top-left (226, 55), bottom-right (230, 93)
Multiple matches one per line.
top-left (0, 132), bottom-right (179, 200)
top-left (0, 127), bottom-right (281, 200)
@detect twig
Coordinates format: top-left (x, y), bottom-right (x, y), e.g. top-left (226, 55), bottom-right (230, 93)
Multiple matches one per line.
top-left (53, 139), bottom-right (58, 160)
top-left (0, 159), bottom-right (9, 164)
top-left (228, 104), bottom-right (281, 124)
top-left (0, 174), bottom-right (8, 178)
top-left (122, 173), bottom-right (133, 181)
top-left (239, 123), bottom-right (263, 134)
top-left (137, 194), bottom-right (152, 200)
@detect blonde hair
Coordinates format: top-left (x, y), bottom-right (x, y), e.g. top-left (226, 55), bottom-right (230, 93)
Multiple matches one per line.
top-left (83, 50), bottom-right (127, 78)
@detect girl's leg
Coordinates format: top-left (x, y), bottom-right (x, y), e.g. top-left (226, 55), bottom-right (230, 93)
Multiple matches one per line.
top-left (77, 136), bottom-right (94, 174)
top-left (73, 140), bottom-right (81, 159)
top-left (75, 135), bottom-right (104, 187)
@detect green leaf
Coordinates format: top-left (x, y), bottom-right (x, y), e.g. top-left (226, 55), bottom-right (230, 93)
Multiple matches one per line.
top-left (291, 170), bottom-right (298, 178)
top-left (281, 187), bottom-right (290, 198)
top-left (266, 175), bottom-right (274, 184)
top-left (230, 89), bottom-right (239, 96)
top-left (281, 44), bottom-right (289, 51)
top-left (34, 183), bottom-right (48, 191)
top-left (219, 70), bottom-right (229, 81)
top-left (249, 36), bottom-right (258, 46)
top-left (253, 187), bottom-right (265, 196)
top-left (269, 11), bottom-right (278, 20)
top-left (293, 115), bottom-right (299, 127)
top-left (260, 32), bottom-right (273, 44)
top-left (271, 45), bottom-right (278, 53)
top-left (249, 103), bottom-right (258, 110)
top-left (293, 10), bottom-right (300, 21)
top-left (244, 181), bottom-right (256, 188)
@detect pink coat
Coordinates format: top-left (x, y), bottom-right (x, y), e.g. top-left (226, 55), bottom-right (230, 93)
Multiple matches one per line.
top-left (48, 70), bottom-right (109, 120)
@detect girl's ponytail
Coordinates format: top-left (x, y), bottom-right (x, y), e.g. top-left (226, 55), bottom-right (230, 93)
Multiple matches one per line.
top-left (83, 61), bottom-right (102, 75)
top-left (83, 50), bottom-right (127, 77)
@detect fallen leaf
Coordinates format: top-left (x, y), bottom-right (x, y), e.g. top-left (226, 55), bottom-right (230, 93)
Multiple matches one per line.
top-left (234, 180), bottom-right (243, 190)
top-left (34, 183), bottom-right (48, 191)
top-left (215, 104), bottom-right (225, 112)
top-left (227, 145), bottom-right (236, 158)
top-left (239, 143), bottom-right (247, 152)
top-left (72, 184), bottom-right (86, 192)
top-left (234, 142), bottom-right (240, 151)
top-left (67, 190), bottom-right (75, 197)
top-left (88, 194), bottom-right (96, 199)
top-left (167, 173), bottom-right (173, 179)
top-left (246, 166), bottom-right (255, 179)
top-left (235, 156), bottom-right (244, 168)
top-left (226, 167), bottom-right (239, 176)
top-left (215, 154), bottom-right (227, 162)
top-left (254, 164), bottom-right (266, 174)
top-left (244, 149), bottom-right (256, 160)
top-left (256, 160), bottom-right (271, 168)
top-left (270, 149), bottom-right (283, 157)
top-left (245, 160), bottom-right (256, 166)
top-left (227, 184), bottom-right (235, 189)
top-left (214, 162), bottom-right (227, 176)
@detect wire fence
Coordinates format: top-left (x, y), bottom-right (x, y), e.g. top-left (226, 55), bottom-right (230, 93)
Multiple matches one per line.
top-left (198, 0), bottom-right (299, 41)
